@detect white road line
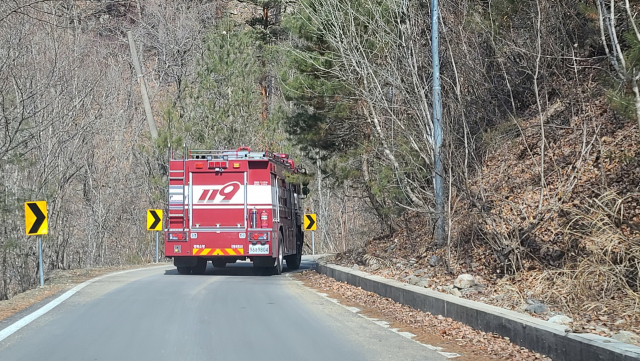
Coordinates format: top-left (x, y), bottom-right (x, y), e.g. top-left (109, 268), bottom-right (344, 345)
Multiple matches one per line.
top-left (0, 265), bottom-right (169, 343)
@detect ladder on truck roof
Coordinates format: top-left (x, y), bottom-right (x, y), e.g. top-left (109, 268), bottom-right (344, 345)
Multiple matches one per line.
top-left (168, 145), bottom-right (187, 231)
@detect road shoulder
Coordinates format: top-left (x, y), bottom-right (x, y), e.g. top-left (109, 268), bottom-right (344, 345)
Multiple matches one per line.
top-left (0, 263), bottom-right (172, 342)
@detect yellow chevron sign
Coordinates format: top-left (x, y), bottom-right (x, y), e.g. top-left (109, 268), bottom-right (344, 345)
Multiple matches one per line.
top-left (25, 201), bottom-right (48, 236)
top-left (147, 209), bottom-right (163, 231)
top-left (304, 214), bottom-right (316, 231)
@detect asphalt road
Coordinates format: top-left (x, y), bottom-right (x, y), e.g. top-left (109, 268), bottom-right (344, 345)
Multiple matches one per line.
top-left (0, 256), bottom-right (446, 361)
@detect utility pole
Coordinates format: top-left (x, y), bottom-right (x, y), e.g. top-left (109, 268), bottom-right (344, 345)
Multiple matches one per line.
top-left (431, 0), bottom-right (446, 247)
top-left (127, 31), bottom-right (158, 140)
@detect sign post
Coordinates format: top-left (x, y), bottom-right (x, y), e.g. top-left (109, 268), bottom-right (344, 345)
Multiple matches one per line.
top-left (147, 209), bottom-right (163, 263)
top-left (304, 214), bottom-right (317, 255)
top-left (38, 237), bottom-right (44, 287)
top-left (25, 201), bottom-right (48, 287)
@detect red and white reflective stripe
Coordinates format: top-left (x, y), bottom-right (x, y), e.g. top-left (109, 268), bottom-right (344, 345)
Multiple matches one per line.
top-left (190, 205), bottom-right (272, 209)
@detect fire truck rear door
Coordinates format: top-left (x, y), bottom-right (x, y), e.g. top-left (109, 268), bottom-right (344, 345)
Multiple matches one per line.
top-left (190, 170), bottom-right (247, 230)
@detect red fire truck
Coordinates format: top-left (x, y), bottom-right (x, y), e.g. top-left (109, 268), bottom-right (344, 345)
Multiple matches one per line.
top-left (164, 147), bottom-right (306, 275)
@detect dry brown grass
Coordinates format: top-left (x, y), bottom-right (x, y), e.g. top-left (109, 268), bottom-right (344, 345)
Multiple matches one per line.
top-left (566, 192), bottom-right (640, 302)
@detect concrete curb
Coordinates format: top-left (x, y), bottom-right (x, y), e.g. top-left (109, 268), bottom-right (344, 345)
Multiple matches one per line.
top-left (315, 262), bottom-right (640, 361)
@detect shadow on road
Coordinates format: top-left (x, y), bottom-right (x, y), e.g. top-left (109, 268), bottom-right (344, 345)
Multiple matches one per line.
top-left (163, 258), bottom-right (316, 277)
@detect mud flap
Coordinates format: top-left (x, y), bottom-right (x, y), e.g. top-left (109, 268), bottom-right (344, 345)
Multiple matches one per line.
top-left (252, 256), bottom-right (275, 268)
top-left (174, 256), bottom-right (198, 267)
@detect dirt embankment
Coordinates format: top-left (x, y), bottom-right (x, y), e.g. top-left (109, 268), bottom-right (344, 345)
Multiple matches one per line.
top-left (332, 94), bottom-right (640, 347)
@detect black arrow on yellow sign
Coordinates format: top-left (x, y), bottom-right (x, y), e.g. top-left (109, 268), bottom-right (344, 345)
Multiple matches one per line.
top-left (25, 201), bottom-right (47, 235)
top-left (147, 209), bottom-right (162, 231)
top-left (304, 214), bottom-right (316, 231)
top-left (305, 215), bottom-right (315, 229)
top-left (150, 212), bottom-right (161, 229)
top-left (27, 203), bottom-right (46, 234)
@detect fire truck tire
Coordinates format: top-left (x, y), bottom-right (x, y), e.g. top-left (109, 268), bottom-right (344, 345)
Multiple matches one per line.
top-left (192, 258), bottom-right (207, 275)
top-left (271, 233), bottom-right (284, 275)
top-left (285, 245), bottom-right (302, 270)
top-left (177, 267), bottom-right (192, 275)
top-left (286, 229), bottom-right (304, 270)
top-left (211, 259), bottom-right (226, 268)
top-left (285, 253), bottom-right (301, 270)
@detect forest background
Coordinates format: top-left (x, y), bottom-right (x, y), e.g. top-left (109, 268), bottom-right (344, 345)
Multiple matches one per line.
top-left (1, 0), bottom-right (639, 337)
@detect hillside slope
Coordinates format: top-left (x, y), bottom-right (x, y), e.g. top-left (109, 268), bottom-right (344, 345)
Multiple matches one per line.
top-left (335, 86), bottom-right (640, 343)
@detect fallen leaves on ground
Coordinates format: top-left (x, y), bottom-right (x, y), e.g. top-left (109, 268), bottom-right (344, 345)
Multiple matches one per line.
top-left (298, 270), bottom-right (552, 361)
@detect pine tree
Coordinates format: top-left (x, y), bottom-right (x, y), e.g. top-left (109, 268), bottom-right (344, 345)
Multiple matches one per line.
top-left (163, 19), bottom-right (263, 149)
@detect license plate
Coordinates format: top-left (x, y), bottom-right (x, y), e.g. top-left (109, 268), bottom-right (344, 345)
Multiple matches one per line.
top-left (249, 244), bottom-right (269, 254)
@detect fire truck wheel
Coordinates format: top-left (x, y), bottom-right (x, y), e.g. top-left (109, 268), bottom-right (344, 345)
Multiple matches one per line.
top-left (177, 267), bottom-right (192, 275)
top-left (272, 234), bottom-right (284, 275)
top-left (285, 254), bottom-right (301, 270)
top-left (192, 258), bottom-right (207, 275)
top-left (285, 229), bottom-right (303, 270)
top-left (285, 247), bottom-right (302, 270)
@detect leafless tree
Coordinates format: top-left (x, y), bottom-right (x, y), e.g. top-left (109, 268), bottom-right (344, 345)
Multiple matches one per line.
top-left (0, 0), bottom-right (218, 300)
top-left (596, 0), bottom-right (640, 134)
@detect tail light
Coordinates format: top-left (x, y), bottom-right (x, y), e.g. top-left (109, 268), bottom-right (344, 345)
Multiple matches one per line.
top-left (249, 232), bottom-right (269, 241)
top-left (168, 232), bottom-right (187, 241)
